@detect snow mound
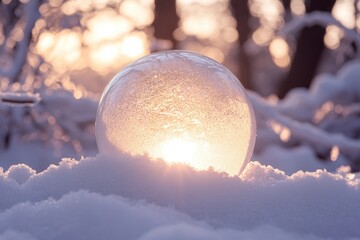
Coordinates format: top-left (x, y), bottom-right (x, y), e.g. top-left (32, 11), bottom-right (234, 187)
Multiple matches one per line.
top-left (0, 230), bottom-right (37, 240)
top-left (0, 154), bottom-right (359, 239)
top-left (0, 191), bottom-right (326, 240)
top-left (4, 164), bottom-right (36, 185)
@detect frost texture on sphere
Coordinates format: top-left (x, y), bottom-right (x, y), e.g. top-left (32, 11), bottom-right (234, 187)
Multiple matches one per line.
top-left (96, 51), bottom-right (256, 176)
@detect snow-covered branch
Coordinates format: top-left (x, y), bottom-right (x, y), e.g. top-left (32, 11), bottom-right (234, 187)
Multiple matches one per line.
top-left (249, 91), bottom-right (360, 161)
top-left (281, 11), bottom-right (360, 58)
top-left (0, 92), bottom-right (41, 106)
top-left (0, 0), bottom-right (42, 82)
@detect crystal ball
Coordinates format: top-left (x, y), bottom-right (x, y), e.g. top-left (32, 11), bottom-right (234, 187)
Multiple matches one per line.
top-left (96, 51), bottom-right (256, 176)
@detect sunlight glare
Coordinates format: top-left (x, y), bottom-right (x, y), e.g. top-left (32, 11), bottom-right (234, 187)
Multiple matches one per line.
top-left (182, 15), bottom-right (218, 39)
top-left (156, 137), bottom-right (198, 165)
top-left (269, 37), bottom-right (290, 68)
top-left (36, 30), bottom-right (84, 72)
top-left (290, 0), bottom-right (305, 16)
top-left (178, 0), bottom-right (221, 6)
top-left (269, 37), bottom-right (289, 58)
top-left (330, 146), bottom-right (340, 161)
top-left (252, 27), bottom-right (273, 46)
top-left (250, 0), bottom-right (284, 31)
top-left (89, 42), bottom-right (123, 73)
top-left (119, 0), bottom-right (154, 27)
top-left (332, 0), bottom-right (355, 29)
top-left (270, 120), bottom-right (291, 142)
top-left (324, 25), bottom-right (344, 50)
top-left (313, 101), bottom-right (334, 123)
top-left (120, 32), bottom-right (148, 59)
top-left (84, 10), bottom-right (133, 46)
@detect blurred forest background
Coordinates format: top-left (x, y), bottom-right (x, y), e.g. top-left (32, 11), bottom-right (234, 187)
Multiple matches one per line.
top-left (2, 0), bottom-right (357, 96)
top-left (0, 0), bottom-right (359, 173)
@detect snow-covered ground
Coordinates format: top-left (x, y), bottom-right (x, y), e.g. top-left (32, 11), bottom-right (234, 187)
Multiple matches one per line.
top-left (0, 153), bottom-right (359, 240)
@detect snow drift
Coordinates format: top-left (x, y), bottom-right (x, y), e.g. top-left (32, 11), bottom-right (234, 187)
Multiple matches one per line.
top-left (0, 153), bottom-right (359, 240)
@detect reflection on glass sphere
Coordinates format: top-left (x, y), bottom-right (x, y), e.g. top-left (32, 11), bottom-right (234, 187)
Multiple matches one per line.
top-left (96, 51), bottom-right (256, 176)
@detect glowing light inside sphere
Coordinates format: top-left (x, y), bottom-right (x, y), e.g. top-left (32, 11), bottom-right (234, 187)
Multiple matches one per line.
top-left (96, 51), bottom-right (256, 176)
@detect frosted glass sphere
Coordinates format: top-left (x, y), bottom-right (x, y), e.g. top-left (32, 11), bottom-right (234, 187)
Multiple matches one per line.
top-left (96, 51), bottom-right (256, 176)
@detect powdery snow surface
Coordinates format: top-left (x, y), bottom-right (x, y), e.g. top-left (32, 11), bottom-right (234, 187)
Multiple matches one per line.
top-left (0, 154), bottom-right (359, 240)
top-left (253, 60), bottom-right (360, 174)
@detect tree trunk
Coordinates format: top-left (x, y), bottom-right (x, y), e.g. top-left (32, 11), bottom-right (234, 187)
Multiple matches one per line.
top-left (152, 0), bottom-right (179, 50)
top-left (278, 0), bottom-right (336, 98)
top-left (230, 0), bottom-right (252, 89)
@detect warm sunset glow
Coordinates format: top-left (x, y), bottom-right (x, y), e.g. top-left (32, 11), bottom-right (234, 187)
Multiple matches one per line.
top-left (96, 51), bottom-right (256, 176)
top-left (269, 37), bottom-right (290, 68)
top-left (84, 10), bottom-right (134, 46)
top-left (324, 25), bottom-right (344, 50)
top-left (32, 0), bottom-right (358, 78)
top-left (119, 0), bottom-right (154, 27)
top-left (156, 137), bottom-right (198, 164)
top-left (36, 30), bottom-right (84, 72)
top-left (269, 37), bottom-right (289, 58)
top-left (252, 27), bottom-right (273, 46)
top-left (270, 120), bottom-right (291, 142)
top-left (35, 0), bottom-right (154, 75)
top-left (330, 145), bottom-right (340, 162)
top-left (313, 101), bottom-right (334, 123)
top-left (332, 0), bottom-right (355, 29)
top-left (182, 15), bottom-right (218, 39)
top-left (290, 0), bottom-right (305, 16)
top-left (177, 0), bottom-right (234, 60)
top-left (119, 32), bottom-right (148, 59)
top-left (250, 0), bottom-right (284, 46)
